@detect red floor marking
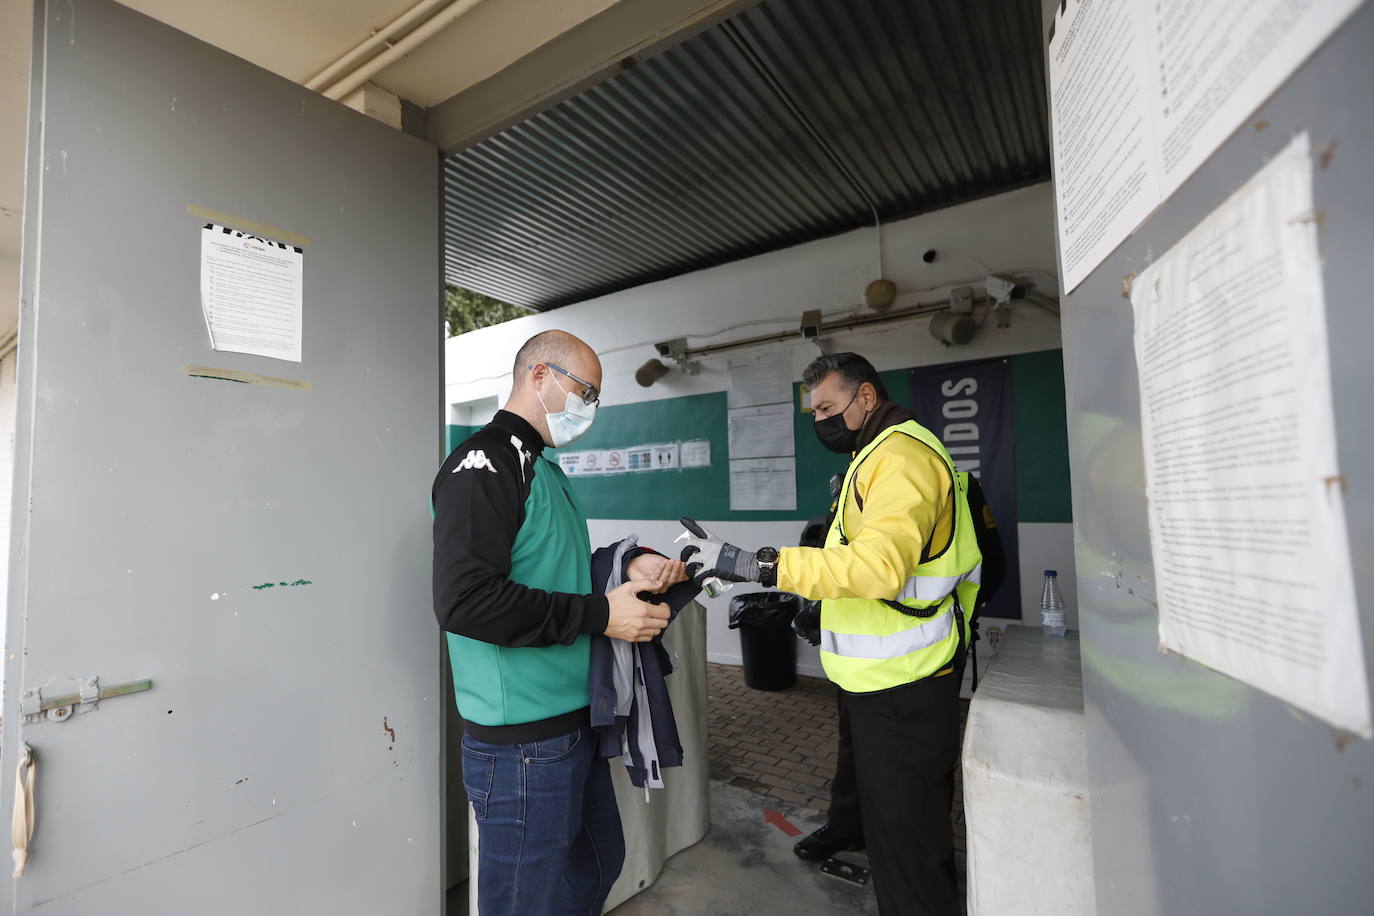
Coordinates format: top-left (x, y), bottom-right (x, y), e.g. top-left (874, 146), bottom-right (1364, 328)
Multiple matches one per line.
top-left (763, 809), bottom-right (802, 837)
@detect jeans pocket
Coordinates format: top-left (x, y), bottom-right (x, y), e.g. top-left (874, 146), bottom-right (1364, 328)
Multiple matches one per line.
top-left (523, 728), bottom-right (582, 765)
top-left (461, 739), bottom-right (497, 822)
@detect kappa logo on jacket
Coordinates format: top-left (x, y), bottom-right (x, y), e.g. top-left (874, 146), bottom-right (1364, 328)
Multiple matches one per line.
top-left (452, 449), bottom-right (498, 474)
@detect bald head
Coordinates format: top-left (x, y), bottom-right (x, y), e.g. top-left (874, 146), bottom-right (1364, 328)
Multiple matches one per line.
top-left (512, 330), bottom-right (597, 390)
top-left (506, 330), bottom-right (603, 446)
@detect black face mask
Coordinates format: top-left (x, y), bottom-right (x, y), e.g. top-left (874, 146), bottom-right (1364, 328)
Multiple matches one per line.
top-left (814, 391), bottom-right (864, 454)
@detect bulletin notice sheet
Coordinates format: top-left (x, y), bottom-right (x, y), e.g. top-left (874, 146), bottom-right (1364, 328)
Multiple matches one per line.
top-left (1130, 133), bottom-right (1369, 737)
top-left (200, 222), bottom-right (304, 362)
top-left (1048, 0), bottom-right (1363, 292)
top-left (727, 352), bottom-right (796, 511)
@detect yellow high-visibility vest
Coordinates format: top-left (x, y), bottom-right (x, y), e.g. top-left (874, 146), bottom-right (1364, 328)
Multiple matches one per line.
top-left (819, 419), bottom-right (982, 693)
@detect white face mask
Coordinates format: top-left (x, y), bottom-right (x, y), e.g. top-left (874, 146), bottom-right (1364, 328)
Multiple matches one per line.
top-left (537, 374), bottom-right (597, 447)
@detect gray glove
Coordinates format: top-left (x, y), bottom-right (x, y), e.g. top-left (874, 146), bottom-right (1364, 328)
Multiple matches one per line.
top-left (677, 517), bottom-right (760, 584)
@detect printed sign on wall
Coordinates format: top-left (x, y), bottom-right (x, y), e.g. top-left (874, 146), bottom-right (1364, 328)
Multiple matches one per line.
top-left (557, 441), bottom-right (698, 477)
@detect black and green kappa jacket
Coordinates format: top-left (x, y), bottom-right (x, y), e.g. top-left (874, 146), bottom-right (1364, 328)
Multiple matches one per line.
top-left (431, 411), bottom-right (609, 744)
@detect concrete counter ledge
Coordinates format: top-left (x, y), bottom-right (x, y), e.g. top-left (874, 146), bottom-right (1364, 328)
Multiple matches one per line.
top-left (963, 625), bottom-right (1095, 914)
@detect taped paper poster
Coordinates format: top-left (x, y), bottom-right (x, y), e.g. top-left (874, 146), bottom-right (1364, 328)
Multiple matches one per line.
top-left (1130, 133), bottom-right (1369, 737)
top-left (680, 440), bottom-right (711, 468)
top-left (1048, 0), bottom-right (1363, 291)
top-left (199, 221), bottom-right (304, 361)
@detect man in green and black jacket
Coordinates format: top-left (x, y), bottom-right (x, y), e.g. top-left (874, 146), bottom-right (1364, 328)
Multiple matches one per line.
top-left (432, 330), bottom-right (681, 914)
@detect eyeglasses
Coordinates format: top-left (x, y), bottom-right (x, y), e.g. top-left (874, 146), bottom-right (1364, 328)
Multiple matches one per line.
top-left (531, 362), bottom-right (600, 406)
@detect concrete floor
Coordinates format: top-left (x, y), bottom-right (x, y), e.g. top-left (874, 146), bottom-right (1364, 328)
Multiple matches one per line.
top-left (447, 664), bottom-right (969, 913)
top-left (448, 780), bottom-right (878, 915)
top-left (611, 781), bottom-right (878, 915)
top-left (445, 661), bottom-right (972, 911)
top-left (705, 663), bottom-right (970, 873)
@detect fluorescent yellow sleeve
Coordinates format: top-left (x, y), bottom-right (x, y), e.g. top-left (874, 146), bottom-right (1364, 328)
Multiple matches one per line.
top-left (778, 435), bottom-right (951, 600)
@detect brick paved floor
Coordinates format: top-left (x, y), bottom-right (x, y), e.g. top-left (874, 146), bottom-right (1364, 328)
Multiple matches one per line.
top-left (706, 663), bottom-right (970, 861)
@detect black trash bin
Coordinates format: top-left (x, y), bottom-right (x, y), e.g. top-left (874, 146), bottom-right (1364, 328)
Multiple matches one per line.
top-left (729, 592), bottom-right (799, 691)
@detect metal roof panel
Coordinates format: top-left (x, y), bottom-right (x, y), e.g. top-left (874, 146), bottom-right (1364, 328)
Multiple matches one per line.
top-left (442, 0), bottom-right (1049, 310)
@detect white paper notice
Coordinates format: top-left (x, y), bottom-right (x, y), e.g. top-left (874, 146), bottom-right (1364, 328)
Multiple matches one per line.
top-left (730, 458), bottom-right (796, 512)
top-left (1153, 0), bottom-right (1363, 198)
top-left (200, 222), bottom-right (303, 361)
top-left (1048, 0), bottom-right (1362, 293)
top-left (623, 446), bottom-right (655, 472)
top-left (727, 351), bottom-right (793, 409)
top-left (680, 440), bottom-right (712, 469)
top-left (728, 403), bottom-right (795, 460)
top-left (601, 448), bottom-right (627, 475)
top-left (558, 453), bottom-right (584, 477)
top-left (1130, 133), bottom-right (1369, 737)
top-left (561, 443), bottom-right (686, 475)
top-left (578, 450), bottom-right (605, 476)
top-left (1048, 0), bottom-right (1159, 294)
top-left (651, 444), bottom-right (679, 471)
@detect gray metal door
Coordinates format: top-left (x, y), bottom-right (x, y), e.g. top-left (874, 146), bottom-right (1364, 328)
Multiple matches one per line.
top-left (1041, 1), bottom-right (1374, 912)
top-left (1, 2), bottom-right (441, 913)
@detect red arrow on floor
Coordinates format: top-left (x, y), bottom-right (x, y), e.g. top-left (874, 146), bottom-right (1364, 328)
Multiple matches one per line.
top-left (763, 809), bottom-right (802, 837)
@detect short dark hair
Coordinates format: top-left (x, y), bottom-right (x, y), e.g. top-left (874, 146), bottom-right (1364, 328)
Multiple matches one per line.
top-left (801, 352), bottom-right (888, 401)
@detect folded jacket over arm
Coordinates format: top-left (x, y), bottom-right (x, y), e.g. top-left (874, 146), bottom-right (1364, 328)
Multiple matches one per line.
top-left (588, 538), bottom-right (703, 788)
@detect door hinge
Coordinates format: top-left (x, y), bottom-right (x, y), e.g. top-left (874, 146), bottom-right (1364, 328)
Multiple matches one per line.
top-left (20, 677), bottom-right (153, 725)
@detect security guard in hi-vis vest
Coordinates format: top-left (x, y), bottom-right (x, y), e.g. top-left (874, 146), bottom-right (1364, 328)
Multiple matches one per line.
top-left (680, 352), bottom-right (980, 916)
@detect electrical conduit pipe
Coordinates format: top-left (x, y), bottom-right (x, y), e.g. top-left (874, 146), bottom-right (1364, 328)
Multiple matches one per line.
top-left (319, 0), bottom-right (489, 101)
top-left (304, 0), bottom-right (452, 91)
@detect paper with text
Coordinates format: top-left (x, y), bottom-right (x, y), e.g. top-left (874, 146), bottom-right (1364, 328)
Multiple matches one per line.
top-left (680, 440), bottom-right (712, 469)
top-left (1049, 0), bottom-right (1362, 292)
top-left (200, 222), bottom-right (303, 361)
top-left (1131, 133), bottom-right (1368, 736)
top-left (728, 402), bottom-right (795, 460)
top-left (729, 457), bottom-right (796, 512)
top-left (727, 351), bottom-right (793, 409)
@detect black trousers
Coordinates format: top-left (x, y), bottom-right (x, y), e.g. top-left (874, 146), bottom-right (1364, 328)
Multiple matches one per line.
top-left (831, 673), bottom-right (961, 916)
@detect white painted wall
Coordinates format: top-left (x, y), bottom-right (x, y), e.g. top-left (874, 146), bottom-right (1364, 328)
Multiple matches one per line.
top-left (446, 183), bottom-right (1077, 676)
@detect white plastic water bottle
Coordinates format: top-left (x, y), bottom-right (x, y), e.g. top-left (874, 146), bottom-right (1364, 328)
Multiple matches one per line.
top-left (1040, 570), bottom-right (1067, 637)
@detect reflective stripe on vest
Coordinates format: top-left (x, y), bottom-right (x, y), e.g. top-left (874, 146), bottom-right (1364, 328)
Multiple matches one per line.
top-left (896, 565), bottom-right (982, 604)
top-left (820, 608), bottom-right (954, 660)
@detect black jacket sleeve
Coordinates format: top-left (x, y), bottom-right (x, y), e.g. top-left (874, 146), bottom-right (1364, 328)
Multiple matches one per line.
top-left (432, 436), bottom-right (609, 648)
top-left (608, 545), bottom-right (704, 621)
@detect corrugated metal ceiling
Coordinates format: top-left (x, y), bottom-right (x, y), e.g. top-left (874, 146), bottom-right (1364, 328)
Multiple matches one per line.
top-left (442, 0), bottom-right (1049, 310)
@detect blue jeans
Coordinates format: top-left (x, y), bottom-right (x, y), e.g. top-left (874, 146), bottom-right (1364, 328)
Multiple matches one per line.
top-left (462, 726), bottom-right (625, 915)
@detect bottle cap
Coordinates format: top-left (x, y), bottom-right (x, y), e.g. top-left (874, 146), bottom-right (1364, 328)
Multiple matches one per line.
top-left (1044, 569), bottom-right (1057, 577)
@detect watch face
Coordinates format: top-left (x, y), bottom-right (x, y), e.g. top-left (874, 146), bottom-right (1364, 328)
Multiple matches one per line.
top-left (757, 547), bottom-right (779, 564)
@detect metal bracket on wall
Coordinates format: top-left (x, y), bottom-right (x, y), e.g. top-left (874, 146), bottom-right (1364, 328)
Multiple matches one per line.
top-left (20, 677), bottom-right (153, 725)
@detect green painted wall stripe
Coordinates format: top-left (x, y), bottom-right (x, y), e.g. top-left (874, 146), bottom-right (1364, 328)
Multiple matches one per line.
top-left (556, 391), bottom-right (830, 525)
top-left (446, 424), bottom-right (474, 455)
top-left (1010, 349), bottom-right (1073, 523)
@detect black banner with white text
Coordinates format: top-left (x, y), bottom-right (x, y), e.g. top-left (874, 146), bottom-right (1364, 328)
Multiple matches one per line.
top-left (910, 358), bottom-right (1020, 620)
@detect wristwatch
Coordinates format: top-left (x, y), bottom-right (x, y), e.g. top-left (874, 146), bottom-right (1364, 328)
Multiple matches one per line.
top-left (756, 546), bottom-right (779, 588)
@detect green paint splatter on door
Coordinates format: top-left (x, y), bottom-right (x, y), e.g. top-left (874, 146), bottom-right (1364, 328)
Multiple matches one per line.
top-left (251, 579), bottom-right (313, 590)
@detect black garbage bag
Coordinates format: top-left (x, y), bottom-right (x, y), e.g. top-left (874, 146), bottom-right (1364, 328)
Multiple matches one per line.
top-left (728, 592), bottom-right (800, 629)
top-left (729, 592), bottom-right (799, 691)
top-left (791, 600), bottom-right (821, 646)
top-left (788, 516), bottom-right (826, 646)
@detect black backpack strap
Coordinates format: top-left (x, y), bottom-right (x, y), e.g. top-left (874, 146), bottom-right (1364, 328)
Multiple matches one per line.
top-left (951, 590), bottom-right (969, 677)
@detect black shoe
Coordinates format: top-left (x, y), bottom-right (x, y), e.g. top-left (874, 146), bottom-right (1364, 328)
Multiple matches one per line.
top-left (793, 823), bottom-right (865, 862)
